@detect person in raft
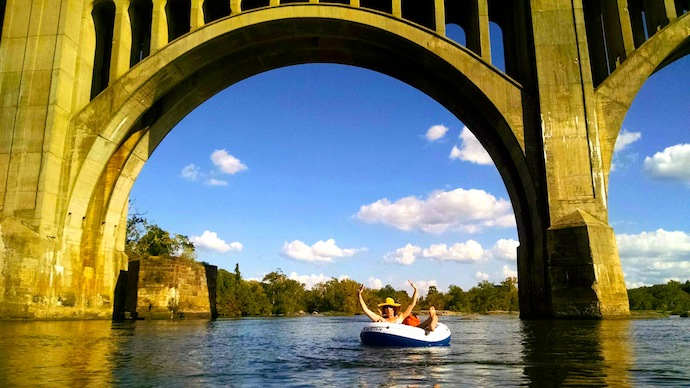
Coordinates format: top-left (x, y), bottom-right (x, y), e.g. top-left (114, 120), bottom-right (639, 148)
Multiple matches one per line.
top-left (357, 280), bottom-right (438, 331)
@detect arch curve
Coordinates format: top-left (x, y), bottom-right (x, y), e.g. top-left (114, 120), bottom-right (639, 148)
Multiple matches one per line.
top-left (64, 4), bottom-right (545, 316)
top-left (595, 12), bottom-right (690, 185)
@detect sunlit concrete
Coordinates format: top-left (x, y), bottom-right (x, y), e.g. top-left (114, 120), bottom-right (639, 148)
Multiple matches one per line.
top-left (1, 0), bottom-right (688, 319)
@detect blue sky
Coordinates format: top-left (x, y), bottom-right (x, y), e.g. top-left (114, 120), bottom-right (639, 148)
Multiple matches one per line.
top-left (130, 55), bottom-right (690, 294)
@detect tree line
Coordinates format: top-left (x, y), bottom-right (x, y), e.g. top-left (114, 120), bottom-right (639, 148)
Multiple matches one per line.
top-left (627, 280), bottom-right (690, 315)
top-left (215, 264), bottom-right (520, 317)
top-left (126, 213), bottom-right (690, 316)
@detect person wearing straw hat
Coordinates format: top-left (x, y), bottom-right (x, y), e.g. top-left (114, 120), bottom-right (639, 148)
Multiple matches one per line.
top-left (357, 280), bottom-right (438, 331)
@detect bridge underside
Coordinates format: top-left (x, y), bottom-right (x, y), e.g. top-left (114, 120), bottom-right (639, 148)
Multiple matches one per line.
top-left (1, 1), bottom-right (687, 319)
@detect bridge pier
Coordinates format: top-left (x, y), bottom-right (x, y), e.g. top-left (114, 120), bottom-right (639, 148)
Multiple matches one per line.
top-left (0, 1), bottom-right (686, 319)
top-left (546, 210), bottom-right (630, 318)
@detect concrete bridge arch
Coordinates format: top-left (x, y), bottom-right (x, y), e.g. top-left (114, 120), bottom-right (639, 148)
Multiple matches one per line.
top-left (69, 4), bottom-right (544, 316)
top-left (1, 0), bottom-right (688, 319)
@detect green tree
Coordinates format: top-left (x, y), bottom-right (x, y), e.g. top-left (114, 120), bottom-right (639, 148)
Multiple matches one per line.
top-left (446, 285), bottom-right (468, 312)
top-left (421, 285), bottom-right (447, 310)
top-left (216, 268), bottom-right (241, 316)
top-left (262, 271), bottom-right (306, 315)
top-left (125, 213), bottom-right (196, 260)
top-left (239, 281), bottom-right (272, 316)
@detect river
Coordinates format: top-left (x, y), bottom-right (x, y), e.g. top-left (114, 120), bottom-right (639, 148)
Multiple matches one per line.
top-left (0, 315), bottom-right (688, 386)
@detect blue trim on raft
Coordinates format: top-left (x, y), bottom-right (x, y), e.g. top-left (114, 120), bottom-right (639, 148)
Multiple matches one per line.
top-left (360, 331), bottom-right (451, 347)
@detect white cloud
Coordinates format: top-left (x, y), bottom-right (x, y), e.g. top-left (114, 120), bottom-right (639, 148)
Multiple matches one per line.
top-left (487, 239), bottom-right (519, 262)
top-left (407, 279), bottom-right (439, 296)
top-left (617, 229), bottom-right (690, 286)
top-left (384, 238), bottom-right (518, 266)
top-left (287, 272), bottom-right (327, 290)
top-left (356, 188), bottom-right (515, 234)
top-left (474, 271), bottom-right (489, 281)
top-left (181, 164), bottom-right (201, 181)
top-left (449, 127), bottom-right (493, 165)
top-left (368, 277), bottom-right (383, 290)
top-left (614, 129), bottom-right (642, 153)
top-left (643, 143), bottom-right (690, 182)
top-left (206, 178), bottom-right (228, 186)
top-left (384, 244), bottom-right (422, 265)
top-left (211, 149), bottom-right (248, 175)
top-left (190, 231), bottom-right (243, 253)
top-left (421, 241), bottom-right (484, 262)
top-left (502, 265), bottom-right (517, 278)
top-left (282, 239), bottom-right (363, 262)
top-left (425, 125), bottom-right (449, 142)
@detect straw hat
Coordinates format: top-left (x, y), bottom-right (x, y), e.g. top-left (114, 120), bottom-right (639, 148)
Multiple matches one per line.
top-left (377, 297), bottom-right (402, 316)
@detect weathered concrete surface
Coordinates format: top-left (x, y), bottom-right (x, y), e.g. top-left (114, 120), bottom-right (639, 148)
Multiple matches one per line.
top-left (122, 258), bottom-right (216, 320)
top-left (1, 1), bottom-right (687, 319)
top-left (547, 210), bottom-right (630, 318)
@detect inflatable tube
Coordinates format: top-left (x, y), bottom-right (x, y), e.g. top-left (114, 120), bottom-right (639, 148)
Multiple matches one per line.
top-left (360, 322), bottom-right (451, 347)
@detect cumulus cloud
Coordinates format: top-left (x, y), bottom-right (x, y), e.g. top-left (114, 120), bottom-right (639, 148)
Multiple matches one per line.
top-left (643, 143), bottom-right (690, 182)
top-left (181, 149), bottom-right (247, 185)
top-left (425, 125), bottom-right (450, 142)
top-left (181, 164), bottom-right (201, 181)
top-left (282, 239), bottom-right (363, 262)
top-left (614, 129), bottom-right (642, 153)
top-left (356, 188), bottom-right (515, 234)
top-left (617, 229), bottom-right (690, 286)
top-left (211, 149), bottom-right (248, 175)
top-left (474, 271), bottom-right (490, 281)
top-left (368, 277), bottom-right (383, 290)
top-left (384, 244), bottom-right (422, 265)
top-left (486, 239), bottom-right (519, 262)
top-left (502, 265), bottom-right (517, 278)
top-left (449, 127), bottom-right (493, 165)
top-left (190, 231), bottom-right (243, 253)
top-left (287, 272), bottom-right (349, 290)
top-left (384, 238), bottom-right (518, 265)
top-left (422, 241), bottom-right (484, 262)
top-left (407, 279), bottom-right (439, 296)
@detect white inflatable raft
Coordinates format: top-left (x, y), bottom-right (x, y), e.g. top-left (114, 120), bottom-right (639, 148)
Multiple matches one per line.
top-left (360, 322), bottom-right (451, 347)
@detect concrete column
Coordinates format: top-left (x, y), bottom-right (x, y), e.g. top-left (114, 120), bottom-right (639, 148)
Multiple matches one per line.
top-left (617, 0), bottom-right (635, 57)
top-left (434, 0), bottom-right (445, 35)
top-left (663, 0), bottom-right (678, 20)
top-left (150, 0), bottom-right (169, 53)
top-left (230, 0), bottom-right (241, 14)
top-left (191, 0), bottom-right (205, 29)
top-left (477, 0), bottom-right (491, 63)
top-left (530, 1), bottom-right (629, 318)
top-left (392, 0), bottom-right (401, 18)
top-left (110, 0), bottom-right (132, 81)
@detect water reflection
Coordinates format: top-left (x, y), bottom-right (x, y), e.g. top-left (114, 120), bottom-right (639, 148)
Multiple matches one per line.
top-left (0, 321), bottom-right (123, 386)
top-left (1, 316), bottom-right (687, 386)
top-left (520, 319), bottom-right (633, 387)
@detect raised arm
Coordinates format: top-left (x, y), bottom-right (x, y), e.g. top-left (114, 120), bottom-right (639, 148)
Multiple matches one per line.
top-left (400, 280), bottom-right (418, 319)
top-left (358, 285), bottom-right (382, 322)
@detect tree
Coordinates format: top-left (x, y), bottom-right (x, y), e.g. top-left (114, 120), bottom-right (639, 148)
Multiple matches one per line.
top-left (446, 285), bottom-right (468, 312)
top-left (125, 213), bottom-right (196, 260)
top-left (422, 286), bottom-right (447, 310)
top-left (262, 271), bottom-right (306, 315)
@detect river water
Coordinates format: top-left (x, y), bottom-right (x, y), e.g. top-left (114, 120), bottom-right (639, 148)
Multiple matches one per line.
top-left (0, 315), bottom-right (688, 386)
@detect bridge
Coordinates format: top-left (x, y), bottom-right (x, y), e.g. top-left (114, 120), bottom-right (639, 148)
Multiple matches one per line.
top-left (0, 0), bottom-right (688, 319)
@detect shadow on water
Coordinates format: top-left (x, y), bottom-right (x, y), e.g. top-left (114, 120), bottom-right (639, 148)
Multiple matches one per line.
top-left (520, 319), bottom-right (634, 387)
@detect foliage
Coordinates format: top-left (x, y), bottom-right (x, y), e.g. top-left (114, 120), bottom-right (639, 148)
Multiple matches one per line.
top-left (628, 280), bottom-right (690, 314)
top-left (216, 265), bottom-right (272, 317)
top-left (126, 213), bottom-right (195, 260)
top-left (262, 270), bottom-right (306, 315)
top-left (214, 265), bottom-right (523, 317)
